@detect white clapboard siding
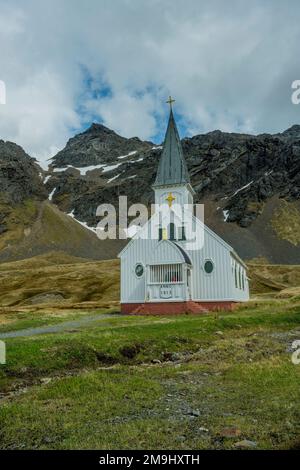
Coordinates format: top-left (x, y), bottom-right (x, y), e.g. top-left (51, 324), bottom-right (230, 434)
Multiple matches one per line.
top-left (119, 217), bottom-right (249, 303)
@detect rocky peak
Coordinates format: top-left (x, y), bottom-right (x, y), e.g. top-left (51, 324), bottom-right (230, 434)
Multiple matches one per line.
top-left (85, 122), bottom-right (116, 135)
top-left (50, 122), bottom-right (154, 169)
top-left (0, 140), bottom-right (47, 204)
top-left (277, 124), bottom-right (300, 140)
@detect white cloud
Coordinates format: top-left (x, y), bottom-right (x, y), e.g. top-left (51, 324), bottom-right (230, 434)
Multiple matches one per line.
top-left (0, 0), bottom-right (300, 163)
top-left (84, 92), bottom-right (158, 140)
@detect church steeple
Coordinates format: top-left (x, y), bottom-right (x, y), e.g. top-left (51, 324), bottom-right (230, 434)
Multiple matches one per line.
top-left (153, 100), bottom-right (190, 188)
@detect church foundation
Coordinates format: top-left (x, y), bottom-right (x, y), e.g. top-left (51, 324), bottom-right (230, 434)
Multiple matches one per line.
top-left (121, 301), bottom-right (238, 315)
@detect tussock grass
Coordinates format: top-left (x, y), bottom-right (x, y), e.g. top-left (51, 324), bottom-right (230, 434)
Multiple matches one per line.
top-left (248, 263), bottom-right (300, 296)
top-left (0, 255), bottom-right (120, 309)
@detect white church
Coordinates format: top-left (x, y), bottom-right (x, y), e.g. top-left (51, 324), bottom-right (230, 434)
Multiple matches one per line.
top-left (118, 100), bottom-right (249, 314)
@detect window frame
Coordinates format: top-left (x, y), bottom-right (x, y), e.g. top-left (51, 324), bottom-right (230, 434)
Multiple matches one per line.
top-left (203, 259), bottom-right (214, 275)
top-left (178, 225), bottom-right (186, 241)
top-left (168, 222), bottom-right (176, 241)
top-left (134, 263), bottom-right (145, 279)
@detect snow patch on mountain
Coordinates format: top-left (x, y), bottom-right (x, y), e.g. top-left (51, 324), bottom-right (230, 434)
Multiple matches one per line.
top-left (230, 181), bottom-right (253, 198)
top-left (44, 175), bottom-right (51, 184)
top-left (107, 174), bottom-right (121, 183)
top-left (67, 210), bottom-right (97, 235)
top-left (48, 187), bottom-right (56, 201)
top-left (118, 151), bottom-right (137, 159)
top-left (223, 210), bottom-right (230, 222)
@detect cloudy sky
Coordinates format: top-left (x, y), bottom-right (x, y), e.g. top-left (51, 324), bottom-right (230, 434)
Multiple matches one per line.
top-left (0, 0), bottom-right (300, 164)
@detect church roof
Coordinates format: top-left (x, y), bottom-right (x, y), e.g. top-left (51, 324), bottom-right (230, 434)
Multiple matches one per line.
top-left (153, 109), bottom-right (190, 187)
top-left (172, 242), bottom-right (192, 265)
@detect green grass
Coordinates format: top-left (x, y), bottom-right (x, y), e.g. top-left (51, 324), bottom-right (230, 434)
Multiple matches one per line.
top-left (0, 308), bottom-right (118, 333)
top-left (0, 311), bottom-right (81, 333)
top-left (1, 300), bottom-right (298, 376)
top-left (0, 300), bottom-right (300, 450)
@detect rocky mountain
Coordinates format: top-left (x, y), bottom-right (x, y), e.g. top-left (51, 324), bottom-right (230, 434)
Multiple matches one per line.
top-left (47, 123), bottom-right (158, 225)
top-left (51, 123), bottom-right (152, 168)
top-left (0, 140), bottom-right (46, 238)
top-left (45, 122), bottom-right (300, 264)
top-left (0, 140), bottom-right (125, 261)
top-left (0, 140), bottom-right (47, 205)
top-left (1, 121), bottom-right (300, 264)
top-left (185, 125), bottom-right (300, 226)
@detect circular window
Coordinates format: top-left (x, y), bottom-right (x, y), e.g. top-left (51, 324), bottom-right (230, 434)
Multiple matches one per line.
top-left (135, 263), bottom-right (144, 278)
top-left (204, 260), bottom-right (214, 274)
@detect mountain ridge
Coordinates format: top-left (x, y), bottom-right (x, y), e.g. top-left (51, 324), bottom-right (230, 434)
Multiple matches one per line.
top-left (46, 120), bottom-right (300, 263)
top-left (1, 121), bottom-right (300, 263)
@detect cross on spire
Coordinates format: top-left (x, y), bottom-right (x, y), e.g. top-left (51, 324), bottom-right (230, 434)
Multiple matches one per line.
top-left (166, 95), bottom-right (175, 109)
top-left (166, 192), bottom-right (176, 208)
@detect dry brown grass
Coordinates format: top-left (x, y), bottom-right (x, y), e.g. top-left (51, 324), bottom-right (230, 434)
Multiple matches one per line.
top-left (249, 263), bottom-right (300, 296)
top-left (275, 286), bottom-right (300, 299)
top-left (1, 250), bottom-right (300, 311)
top-left (0, 252), bottom-right (120, 309)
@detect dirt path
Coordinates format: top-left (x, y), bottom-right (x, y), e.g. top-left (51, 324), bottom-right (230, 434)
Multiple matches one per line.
top-left (0, 312), bottom-right (121, 339)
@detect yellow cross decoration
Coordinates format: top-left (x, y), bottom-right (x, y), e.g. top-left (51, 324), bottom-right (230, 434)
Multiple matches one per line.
top-left (166, 192), bottom-right (175, 208)
top-left (166, 95), bottom-right (175, 109)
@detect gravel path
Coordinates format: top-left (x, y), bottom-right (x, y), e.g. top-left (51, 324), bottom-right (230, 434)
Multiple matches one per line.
top-left (0, 313), bottom-right (121, 339)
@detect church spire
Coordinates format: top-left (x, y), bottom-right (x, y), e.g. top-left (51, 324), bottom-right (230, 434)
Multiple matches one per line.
top-left (153, 99), bottom-right (190, 188)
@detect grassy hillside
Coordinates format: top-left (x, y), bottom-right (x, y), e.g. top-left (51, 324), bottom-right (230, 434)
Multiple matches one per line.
top-left (0, 253), bottom-right (120, 310)
top-left (271, 200), bottom-right (300, 246)
top-left (0, 200), bottom-right (125, 262)
top-left (0, 301), bottom-right (299, 450)
top-left (248, 263), bottom-right (300, 297)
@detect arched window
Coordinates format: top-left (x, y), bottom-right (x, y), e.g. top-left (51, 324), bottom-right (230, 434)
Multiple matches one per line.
top-left (168, 222), bottom-right (176, 241)
top-left (178, 226), bottom-right (186, 241)
top-left (158, 212), bottom-right (163, 241)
